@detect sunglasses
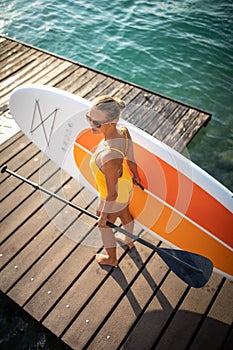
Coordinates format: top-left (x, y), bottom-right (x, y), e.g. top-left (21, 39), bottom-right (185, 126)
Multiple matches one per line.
top-left (86, 113), bottom-right (110, 128)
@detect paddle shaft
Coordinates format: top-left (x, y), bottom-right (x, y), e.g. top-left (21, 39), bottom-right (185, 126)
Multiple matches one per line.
top-left (1, 165), bottom-right (202, 273)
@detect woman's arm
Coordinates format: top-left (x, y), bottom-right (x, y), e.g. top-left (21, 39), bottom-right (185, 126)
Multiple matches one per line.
top-left (124, 128), bottom-right (141, 185)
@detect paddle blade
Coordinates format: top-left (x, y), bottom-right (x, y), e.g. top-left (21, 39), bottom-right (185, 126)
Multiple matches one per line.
top-left (158, 248), bottom-right (213, 288)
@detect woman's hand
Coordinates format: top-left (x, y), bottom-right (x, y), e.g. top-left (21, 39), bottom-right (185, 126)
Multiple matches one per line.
top-left (98, 213), bottom-right (108, 228)
top-left (132, 175), bottom-right (141, 185)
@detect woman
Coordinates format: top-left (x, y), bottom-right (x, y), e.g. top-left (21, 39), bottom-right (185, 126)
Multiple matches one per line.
top-left (87, 95), bottom-right (141, 266)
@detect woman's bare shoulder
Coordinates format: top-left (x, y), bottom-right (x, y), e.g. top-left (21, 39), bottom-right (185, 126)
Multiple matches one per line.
top-left (100, 148), bottom-right (123, 165)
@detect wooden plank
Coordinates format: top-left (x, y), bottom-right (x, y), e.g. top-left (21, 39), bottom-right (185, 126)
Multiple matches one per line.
top-left (0, 49), bottom-right (45, 83)
top-left (42, 230), bottom-right (118, 335)
top-left (0, 51), bottom-right (73, 101)
top-left (0, 52), bottom-right (50, 104)
top-left (0, 174), bottom-right (79, 263)
top-left (0, 103), bottom-right (9, 114)
top-left (0, 145), bottom-right (41, 191)
top-left (126, 93), bottom-right (160, 126)
top-left (137, 96), bottom-right (170, 134)
top-left (0, 157), bottom-right (59, 220)
top-left (88, 79), bottom-right (131, 103)
top-left (85, 77), bottom-right (118, 100)
top-left (118, 272), bottom-right (189, 350)
top-left (0, 52), bottom-right (58, 97)
top-left (0, 131), bottom-right (24, 155)
top-left (154, 104), bottom-right (188, 143)
top-left (42, 240), bottom-right (111, 337)
top-left (113, 83), bottom-right (134, 100)
top-left (6, 234), bottom-right (76, 304)
top-left (30, 59), bottom-right (74, 86)
top-left (60, 238), bottom-right (157, 349)
top-left (24, 242), bottom-right (97, 322)
top-left (0, 36), bottom-right (7, 46)
top-left (124, 91), bottom-right (151, 120)
top-left (173, 111), bottom-right (210, 151)
top-left (0, 46), bottom-right (32, 76)
top-left (162, 108), bottom-right (199, 150)
top-left (31, 222), bottom-right (141, 327)
top-left (42, 227), bottom-right (144, 337)
top-left (222, 328), bottom-right (233, 350)
top-left (46, 65), bottom-right (84, 90)
top-left (0, 149), bottom-right (43, 213)
top-left (151, 100), bottom-right (180, 136)
top-left (188, 278), bottom-right (233, 350)
top-left (73, 70), bottom-right (100, 96)
top-left (151, 102), bottom-right (180, 137)
top-left (0, 130), bottom-right (23, 149)
top-left (85, 243), bottom-right (170, 350)
top-left (5, 189), bottom-right (97, 306)
top-left (0, 41), bottom-right (20, 60)
top-left (0, 135), bottom-right (33, 175)
top-left (0, 179), bottom-right (88, 290)
top-left (151, 273), bottom-right (223, 349)
top-left (0, 160), bottom-right (62, 243)
top-left (76, 72), bottom-right (108, 97)
top-left (0, 42), bottom-right (29, 66)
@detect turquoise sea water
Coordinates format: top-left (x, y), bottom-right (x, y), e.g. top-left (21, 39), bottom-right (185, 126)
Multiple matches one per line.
top-left (0, 1), bottom-right (232, 348)
top-left (1, 0), bottom-right (233, 191)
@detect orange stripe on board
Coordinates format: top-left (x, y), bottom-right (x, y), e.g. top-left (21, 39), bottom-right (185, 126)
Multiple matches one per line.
top-left (73, 141), bottom-right (233, 277)
top-left (129, 186), bottom-right (233, 277)
top-left (75, 128), bottom-right (233, 249)
top-left (133, 142), bottom-right (233, 248)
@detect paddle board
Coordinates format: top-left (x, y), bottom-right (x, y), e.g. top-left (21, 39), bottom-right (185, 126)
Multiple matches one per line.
top-left (9, 84), bottom-right (233, 280)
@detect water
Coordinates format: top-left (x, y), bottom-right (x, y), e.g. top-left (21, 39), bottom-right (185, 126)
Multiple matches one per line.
top-left (0, 0), bottom-right (232, 348)
top-left (0, 291), bottom-right (70, 349)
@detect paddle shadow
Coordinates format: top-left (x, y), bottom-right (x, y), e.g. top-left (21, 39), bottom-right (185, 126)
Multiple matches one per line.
top-left (99, 247), bottom-right (232, 349)
top-left (124, 246), bottom-right (171, 311)
top-left (100, 246), bottom-right (172, 317)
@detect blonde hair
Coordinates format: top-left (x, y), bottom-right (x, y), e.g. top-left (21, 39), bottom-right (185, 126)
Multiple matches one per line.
top-left (91, 95), bottom-right (125, 121)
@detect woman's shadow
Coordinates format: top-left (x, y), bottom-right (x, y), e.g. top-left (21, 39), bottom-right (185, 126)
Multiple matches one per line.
top-left (101, 246), bottom-right (232, 350)
top-left (101, 244), bottom-right (172, 317)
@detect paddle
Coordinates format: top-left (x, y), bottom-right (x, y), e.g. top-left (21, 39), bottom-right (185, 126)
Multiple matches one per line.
top-left (1, 165), bottom-right (213, 288)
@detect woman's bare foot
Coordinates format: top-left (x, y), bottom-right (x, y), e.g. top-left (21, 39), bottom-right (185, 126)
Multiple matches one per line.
top-left (115, 233), bottom-right (135, 249)
top-left (95, 254), bottom-right (118, 267)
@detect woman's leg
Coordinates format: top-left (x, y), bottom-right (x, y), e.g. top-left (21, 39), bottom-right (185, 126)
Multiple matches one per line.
top-left (96, 211), bottom-right (119, 266)
top-left (117, 206), bottom-right (135, 248)
top-left (95, 202), bottom-right (134, 265)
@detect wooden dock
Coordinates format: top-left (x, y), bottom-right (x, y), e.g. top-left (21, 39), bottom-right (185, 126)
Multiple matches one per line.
top-left (0, 36), bottom-right (232, 350)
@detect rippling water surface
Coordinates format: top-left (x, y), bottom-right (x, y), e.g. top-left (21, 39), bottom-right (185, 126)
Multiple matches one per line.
top-left (0, 0), bottom-right (232, 348)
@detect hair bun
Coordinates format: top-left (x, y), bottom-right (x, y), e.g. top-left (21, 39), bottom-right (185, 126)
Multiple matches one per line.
top-left (92, 95), bottom-right (125, 108)
top-left (91, 95), bottom-right (125, 120)
top-left (113, 97), bottom-right (125, 110)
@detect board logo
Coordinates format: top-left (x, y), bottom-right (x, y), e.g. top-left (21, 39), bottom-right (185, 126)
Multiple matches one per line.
top-left (30, 99), bottom-right (59, 147)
